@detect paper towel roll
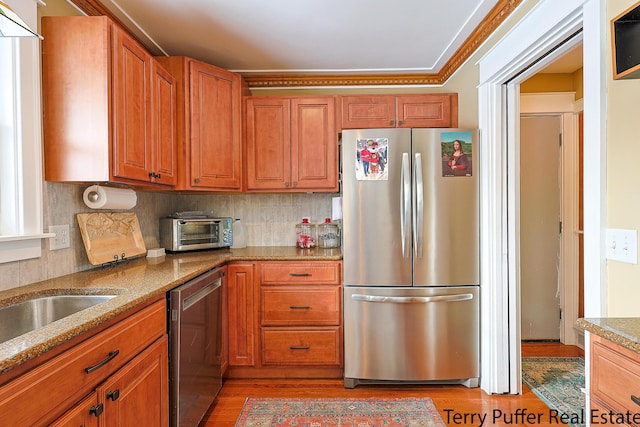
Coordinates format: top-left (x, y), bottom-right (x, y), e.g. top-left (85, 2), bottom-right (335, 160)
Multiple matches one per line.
top-left (83, 185), bottom-right (137, 210)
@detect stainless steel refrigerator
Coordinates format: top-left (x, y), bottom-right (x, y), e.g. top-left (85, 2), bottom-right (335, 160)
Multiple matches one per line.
top-left (342, 128), bottom-right (479, 388)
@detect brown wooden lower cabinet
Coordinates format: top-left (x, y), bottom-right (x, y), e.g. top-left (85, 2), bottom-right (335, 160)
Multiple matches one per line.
top-left (226, 260), bottom-right (343, 379)
top-left (0, 299), bottom-right (167, 426)
top-left (590, 334), bottom-right (640, 426)
top-left (227, 262), bottom-right (258, 367)
top-left (49, 392), bottom-right (99, 427)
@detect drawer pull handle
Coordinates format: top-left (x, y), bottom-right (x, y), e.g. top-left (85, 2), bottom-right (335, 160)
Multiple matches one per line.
top-left (290, 345), bottom-right (310, 350)
top-left (289, 273), bottom-right (311, 277)
top-left (89, 403), bottom-right (104, 417)
top-left (290, 305), bottom-right (310, 309)
top-left (85, 350), bottom-right (120, 374)
top-left (107, 389), bottom-right (120, 401)
top-left (632, 395), bottom-right (640, 407)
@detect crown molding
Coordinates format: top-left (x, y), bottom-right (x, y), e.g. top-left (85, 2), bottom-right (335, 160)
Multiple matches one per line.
top-left (69, 0), bottom-right (523, 88)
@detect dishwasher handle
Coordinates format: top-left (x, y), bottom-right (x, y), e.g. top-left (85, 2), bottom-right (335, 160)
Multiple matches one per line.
top-left (182, 278), bottom-right (222, 311)
top-left (351, 293), bottom-right (474, 304)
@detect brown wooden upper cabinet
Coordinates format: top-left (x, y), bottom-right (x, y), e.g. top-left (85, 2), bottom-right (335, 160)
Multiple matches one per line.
top-left (245, 96), bottom-right (338, 192)
top-left (339, 94), bottom-right (458, 129)
top-left (42, 16), bottom-right (177, 187)
top-left (154, 57), bottom-right (244, 191)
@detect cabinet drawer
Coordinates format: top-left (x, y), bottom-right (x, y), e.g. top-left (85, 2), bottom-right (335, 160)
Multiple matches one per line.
top-left (261, 286), bottom-right (340, 326)
top-left (0, 300), bottom-right (166, 426)
top-left (260, 262), bottom-right (340, 285)
top-left (261, 328), bottom-right (341, 366)
top-left (591, 335), bottom-right (640, 418)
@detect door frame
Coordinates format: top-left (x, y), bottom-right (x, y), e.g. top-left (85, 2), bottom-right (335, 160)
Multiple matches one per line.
top-left (477, 0), bottom-right (606, 394)
top-left (520, 93), bottom-right (580, 346)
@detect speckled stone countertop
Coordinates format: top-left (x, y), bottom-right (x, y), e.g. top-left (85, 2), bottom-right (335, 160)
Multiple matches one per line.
top-left (0, 246), bottom-right (341, 376)
top-left (576, 318), bottom-right (640, 354)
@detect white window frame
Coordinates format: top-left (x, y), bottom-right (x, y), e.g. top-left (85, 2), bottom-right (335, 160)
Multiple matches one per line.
top-left (0, 0), bottom-right (51, 263)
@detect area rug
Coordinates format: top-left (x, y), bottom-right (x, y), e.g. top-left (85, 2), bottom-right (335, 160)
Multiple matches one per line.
top-left (234, 397), bottom-right (446, 427)
top-left (522, 357), bottom-right (585, 427)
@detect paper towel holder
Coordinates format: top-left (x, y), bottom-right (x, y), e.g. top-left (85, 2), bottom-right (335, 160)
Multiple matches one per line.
top-left (86, 185), bottom-right (101, 203)
top-left (83, 184), bottom-right (137, 210)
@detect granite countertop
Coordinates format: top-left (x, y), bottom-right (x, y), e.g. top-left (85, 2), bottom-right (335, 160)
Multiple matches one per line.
top-left (576, 317), bottom-right (640, 354)
top-left (0, 246), bottom-right (342, 376)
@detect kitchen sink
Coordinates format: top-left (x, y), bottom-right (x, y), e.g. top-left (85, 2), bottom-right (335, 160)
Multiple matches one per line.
top-left (0, 294), bottom-right (117, 344)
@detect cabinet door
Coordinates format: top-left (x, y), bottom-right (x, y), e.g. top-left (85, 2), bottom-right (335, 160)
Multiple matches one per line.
top-left (190, 61), bottom-right (243, 190)
top-left (227, 263), bottom-right (257, 366)
top-left (245, 97), bottom-right (291, 190)
top-left (291, 97), bottom-right (338, 191)
top-left (49, 392), bottom-right (100, 427)
top-left (221, 266), bottom-right (229, 374)
top-left (150, 61), bottom-right (177, 186)
top-left (112, 26), bottom-right (152, 183)
top-left (395, 94), bottom-right (457, 128)
top-left (99, 336), bottom-right (168, 427)
top-left (340, 95), bottom-right (396, 129)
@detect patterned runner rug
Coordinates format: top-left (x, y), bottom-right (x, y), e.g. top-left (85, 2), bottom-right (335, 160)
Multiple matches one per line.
top-left (522, 356), bottom-right (585, 427)
top-left (234, 397), bottom-right (446, 427)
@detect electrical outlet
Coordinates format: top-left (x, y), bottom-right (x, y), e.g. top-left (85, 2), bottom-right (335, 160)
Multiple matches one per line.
top-left (49, 224), bottom-right (70, 250)
top-left (606, 228), bottom-right (638, 264)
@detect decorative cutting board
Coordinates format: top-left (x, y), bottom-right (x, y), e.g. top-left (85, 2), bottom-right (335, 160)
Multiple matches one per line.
top-left (77, 212), bottom-right (146, 265)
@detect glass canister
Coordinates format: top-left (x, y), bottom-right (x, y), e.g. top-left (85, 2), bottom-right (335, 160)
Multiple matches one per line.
top-left (317, 218), bottom-right (340, 248)
top-left (295, 218), bottom-right (316, 248)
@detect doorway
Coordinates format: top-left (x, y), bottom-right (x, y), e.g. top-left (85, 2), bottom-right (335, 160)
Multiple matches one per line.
top-left (476, 0), bottom-right (606, 395)
top-left (520, 114), bottom-right (562, 341)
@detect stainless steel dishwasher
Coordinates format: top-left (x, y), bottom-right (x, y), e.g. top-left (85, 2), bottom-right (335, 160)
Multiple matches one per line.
top-left (168, 267), bottom-right (224, 427)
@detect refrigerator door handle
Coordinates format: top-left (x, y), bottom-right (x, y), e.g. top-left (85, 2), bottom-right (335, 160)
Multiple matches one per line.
top-left (351, 293), bottom-right (474, 303)
top-left (413, 152), bottom-right (424, 258)
top-left (401, 152), bottom-right (411, 258)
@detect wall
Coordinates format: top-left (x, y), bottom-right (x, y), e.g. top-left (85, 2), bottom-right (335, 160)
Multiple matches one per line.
top-left (521, 73), bottom-right (575, 93)
top-left (606, 0), bottom-right (640, 316)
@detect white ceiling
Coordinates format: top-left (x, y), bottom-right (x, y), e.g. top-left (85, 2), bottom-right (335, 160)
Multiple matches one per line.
top-left (98, 0), bottom-right (503, 75)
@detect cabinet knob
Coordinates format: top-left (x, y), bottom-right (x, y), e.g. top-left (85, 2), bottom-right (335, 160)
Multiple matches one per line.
top-left (194, 178), bottom-right (200, 184)
top-left (293, 181), bottom-right (298, 187)
top-left (390, 120), bottom-right (395, 126)
top-left (284, 182), bottom-right (289, 187)
top-left (107, 389), bottom-right (120, 401)
top-left (89, 403), bottom-right (104, 417)
top-left (156, 173), bottom-right (161, 179)
top-left (398, 120), bottom-right (403, 126)
top-left (148, 172), bottom-right (154, 178)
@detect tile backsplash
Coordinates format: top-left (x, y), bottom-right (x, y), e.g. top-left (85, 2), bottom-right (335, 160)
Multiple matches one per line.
top-left (0, 182), bottom-right (335, 291)
top-left (173, 193), bottom-right (333, 247)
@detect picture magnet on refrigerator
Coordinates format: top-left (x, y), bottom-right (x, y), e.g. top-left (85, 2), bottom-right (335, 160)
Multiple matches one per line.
top-left (355, 138), bottom-right (388, 181)
top-left (442, 131), bottom-right (473, 177)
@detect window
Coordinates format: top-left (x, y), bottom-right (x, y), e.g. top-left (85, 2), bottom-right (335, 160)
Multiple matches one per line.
top-left (0, 0), bottom-right (50, 263)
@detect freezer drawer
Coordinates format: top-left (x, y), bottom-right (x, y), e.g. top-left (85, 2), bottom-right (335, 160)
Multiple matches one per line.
top-left (344, 286), bottom-right (479, 387)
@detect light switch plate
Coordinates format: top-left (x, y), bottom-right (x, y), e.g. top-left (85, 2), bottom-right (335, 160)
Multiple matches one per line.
top-left (606, 228), bottom-right (638, 264)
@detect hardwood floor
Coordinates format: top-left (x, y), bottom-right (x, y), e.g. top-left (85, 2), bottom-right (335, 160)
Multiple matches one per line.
top-left (202, 343), bottom-right (584, 427)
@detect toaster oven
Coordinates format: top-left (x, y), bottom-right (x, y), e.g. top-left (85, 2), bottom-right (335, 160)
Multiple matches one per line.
top-left (160, 217), bottom-right (232, 252)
